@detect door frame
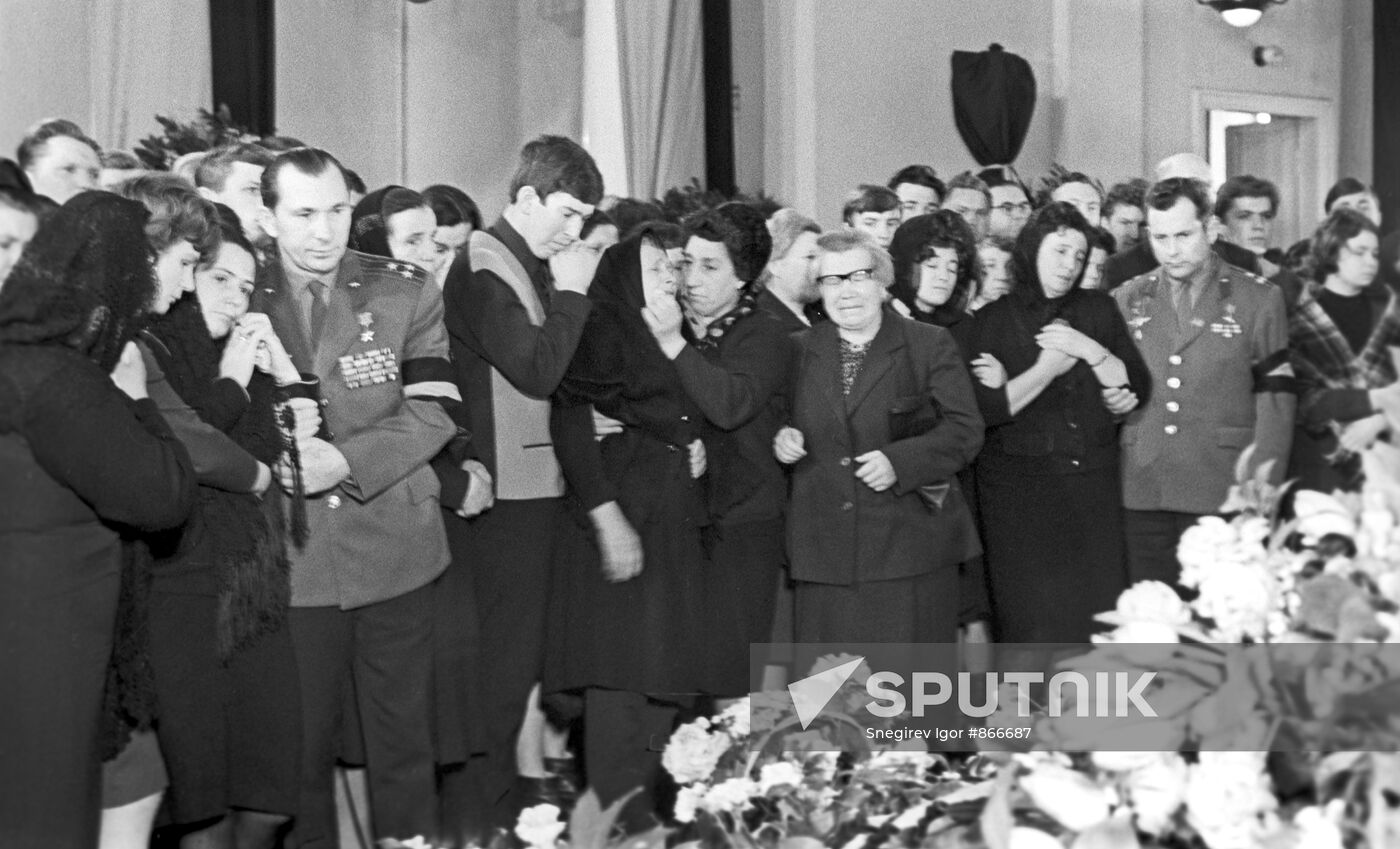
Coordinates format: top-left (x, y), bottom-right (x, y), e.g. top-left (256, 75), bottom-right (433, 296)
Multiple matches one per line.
top-left (1190, 89), bottom-right (1337, 223)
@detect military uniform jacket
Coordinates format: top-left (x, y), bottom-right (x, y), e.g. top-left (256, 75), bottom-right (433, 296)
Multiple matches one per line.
top-left (1113, 253), bottom-right (1295, 514)
top-left (253, 250), bottom-right (456, 609)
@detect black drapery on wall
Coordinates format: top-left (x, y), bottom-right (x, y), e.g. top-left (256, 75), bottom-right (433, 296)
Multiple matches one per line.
top-left (950, 43), bottom-right (1037, 167)
top-left (1375, 0), bottom-right (1400, 238)
top-left (209, 0), bottom-right (275, 136)
top-left (701, 0), bottom-right (736, 196)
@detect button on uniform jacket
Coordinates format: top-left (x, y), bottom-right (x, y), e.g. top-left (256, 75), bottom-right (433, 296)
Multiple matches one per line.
top-left (253, 250), bottom-right (456, 608)
top-left (784, 315), bottom-right (984, 585)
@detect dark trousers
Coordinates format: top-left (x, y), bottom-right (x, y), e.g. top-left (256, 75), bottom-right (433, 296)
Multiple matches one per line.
top-left (440, 498), bottom-right (561, 839)
top-left (583, 689), bottom-right (679, 834)
top-left (1123, 509), bottom-right (1205, 592)
top-left (288, 583), bottom-right (437, 848)
top-left (0, 564), bottom-right (119, 849)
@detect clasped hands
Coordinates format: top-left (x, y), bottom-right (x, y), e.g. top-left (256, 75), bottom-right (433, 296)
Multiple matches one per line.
top-left (773, 427), bottom-right (896, 491)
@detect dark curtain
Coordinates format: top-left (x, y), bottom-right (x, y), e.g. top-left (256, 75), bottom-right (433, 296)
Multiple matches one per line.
top-left (701, 0), bottom-right (735, 196)
top-left (1376, 0), bottom-right (1400, 239)
top-left (209, 0), bottom-right (275, 136)
top-left (950, 44), bottom-right (1036, 167)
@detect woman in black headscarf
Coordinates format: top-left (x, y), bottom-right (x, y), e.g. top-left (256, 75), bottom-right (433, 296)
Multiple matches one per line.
top-left (0, 192), bottom-right (196, 847)
top-left (547, 228), bottom-right (709, 832)
top-left (964, 202), bottom-right (1150, 642)
top-left (350, 185), bottom-right (439, 273)
top-left (140, 206), bottom-right (311, 848)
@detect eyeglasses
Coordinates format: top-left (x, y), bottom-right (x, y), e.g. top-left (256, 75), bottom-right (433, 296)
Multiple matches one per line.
top-left (992, 201), bottom-right (1032, 216)
top-left (817, 268), bottom-right (876, 287)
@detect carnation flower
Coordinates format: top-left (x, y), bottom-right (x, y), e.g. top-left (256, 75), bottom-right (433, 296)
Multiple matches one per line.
top-left (1184, 752), bottom-right (1277, 849)
top-left (1123, 753), bottom-right (1188, 836)
top-left (757, 761), bottom-right (804, 793)
top-left (1291, 802), bottom-right (1345, 849)
top-left (673, 784), bottom-right (705, 823)
top-left (1115, 581), bottom-right (1192, 627)
top-left (514, 804), bottom-right (565, 849)
top-left (662, 719), bottom-right (731, 784)
top-left (701, 777), bottom-right (758, 815)
top-left (716, 698), bottom-right (751, 739)
top-left (1177, 517), bottom-right (1240, 585)
top-left (1190, 560), bottom-right (1278, 641)
top-left (1008, 827), bottom-right (1063, 849)
top-left (1019, 763), bottom-right (1113, 831)
top-left (1293, 491), bottom-right (1357, 542)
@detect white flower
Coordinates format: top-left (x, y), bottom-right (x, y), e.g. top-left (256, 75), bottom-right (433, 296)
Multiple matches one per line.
top-left (1178, 517), bottom-right (1240, 584)
top-left (1095, 621), bottom-right (1180, 645)
top-left (1184, 752), bottom-right (1277, 849)
top-left (662, 719), bottom-right (730, 784)
top-left (514, 804), bottom-right (565, 849)
top-left (1190, 560), bottom-right (1278, 641)
top-left (1019, 763), bottom-right (1113, 831)
top-left (701, 777), bottom-right (758, 815)
top-left (1123, 753), bottom-right (1188, 836)
top-left (805, 750), bottom-right (839, 782)
top-left (757, 761), bottom-right (804, 793)
top-left (1090, 750), bottom-right (1159, 773)
top-left (673, 784), bottom-right (705, 823)
top-left (1291, 804), bottom-right (1344, 849)
top-left (1115, 581), bottom-right (1192, 627)
top-left (1008, 827), bottom-right (1063, 849)
top-left (717, 698), bottom-right (751, 739)
top-left (1293, 490), bottom-right (1358, 545)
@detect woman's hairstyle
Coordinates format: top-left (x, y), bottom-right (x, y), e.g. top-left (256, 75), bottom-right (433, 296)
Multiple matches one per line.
top-left (113, 173), bottom-right (220, 260)
top-left (205, 203), bottom-right (255, 264)
top-left (1309, 207), bottom-right (1379, 283)
top-left (350, 186), bottom-right (428, 258)
top-left (815, 230), bottom-right (894, 289)
top-left (634, 220), bottom-right (685, 250)
top-left (0, 192), bottom-right (157, 371)
top-left (888, 211), bottom-right (979, 311)
top-left (580, 209), bottom-right (616, 241)
top-left (422, 184), bottom-right (482, 231)
top-left (1088, 226), bottom-right (1116, 255)
top-left (610, 198), bottom-right (668, 234)
top-left (682, 201), bottom-right (772, 284)
top-left (507, 134), bottom-right (604, 207)
top-left (1010, 201), bottom-right (1094, 304)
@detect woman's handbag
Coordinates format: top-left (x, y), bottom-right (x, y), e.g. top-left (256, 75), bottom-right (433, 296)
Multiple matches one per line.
top-left (887, 322), bottom-right (958, 513)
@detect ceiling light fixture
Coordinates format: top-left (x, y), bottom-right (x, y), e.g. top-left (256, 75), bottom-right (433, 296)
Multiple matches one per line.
top-left (1196, 0), bottom-right (1288, 28)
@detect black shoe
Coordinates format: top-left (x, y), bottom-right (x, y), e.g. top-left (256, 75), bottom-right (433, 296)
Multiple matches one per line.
top-left (543, 757), bottom-right (581, 810)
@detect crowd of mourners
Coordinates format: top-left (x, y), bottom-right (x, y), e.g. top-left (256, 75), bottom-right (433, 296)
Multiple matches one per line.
top-left (1, 115), bottom-right (1396, 849)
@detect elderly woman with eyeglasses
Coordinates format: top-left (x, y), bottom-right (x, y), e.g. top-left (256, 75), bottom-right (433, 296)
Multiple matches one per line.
top-left (773, 230), bottom-right (983, 643)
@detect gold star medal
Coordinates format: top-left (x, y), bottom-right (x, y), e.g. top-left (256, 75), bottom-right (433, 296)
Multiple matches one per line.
top-left (358, 311), bottom-right (375, 343)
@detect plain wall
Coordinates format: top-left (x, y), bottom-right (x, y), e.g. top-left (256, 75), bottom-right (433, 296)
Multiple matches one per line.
top-left (764, 1), bottom-right (1356, 229)
top-left (1339, 0), bottom-right (1374, 184)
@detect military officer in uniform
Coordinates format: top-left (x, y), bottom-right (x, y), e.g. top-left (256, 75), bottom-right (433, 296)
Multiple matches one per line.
top-left (1113, 177), bottom-right (1295, 588)
top-left (253, 148), bottom-right (459, 847)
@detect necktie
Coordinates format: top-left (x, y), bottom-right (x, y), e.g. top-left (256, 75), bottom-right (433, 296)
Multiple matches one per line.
top-left (309, 280), bottom-right (327, 341)
top-left (1173, 280), bottom-right (1192, 333)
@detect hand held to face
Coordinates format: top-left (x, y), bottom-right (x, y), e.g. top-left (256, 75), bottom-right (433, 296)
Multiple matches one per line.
top-left (550, 242), bottom-right (602, 295)
top-left (111, 341), bottom-right (148, 400)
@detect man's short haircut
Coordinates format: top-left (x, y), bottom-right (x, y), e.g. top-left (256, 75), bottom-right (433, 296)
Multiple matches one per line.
top-left (815, 230), bottom-right (894, 289)
top-left (887, 165), bottom-right (946, 203)
top-left (1310, 207), bottom-right (1379, 282)
top-left (1145, 177), bottom-right (1212, 221)
top-left (260, 148), bottom-right (349, 210)
top-left (682, 201), bottom-right (772, 284)
top-left (1324, 177), bottom-right (1373, 213)
top-left (977, 166), bottom-right (1031, 198)
top-left (1215, 175), bottom-right (1279, 220)
top-left (113, 173), bottom-right (220, 259)
top-left (422, 184), bottom-right (482, 231)
top-left (100, 150), bottom-right (142, 171)
top-left (841, 184), bottom-right (900, 223)
top-left (1088, 226), bottom-right (1116, 254)
top-left (343, 168), bottom-right (367, 196)
top-left (16, 118), bottom-right (101, 170)
top-left (195, 143), bottom-right (275, 191)
top-left (507, 135), bottom-right (604, 207)
top-left (1038, 169), bottom-right (1104, 208)
top-left (1103, 180), bottom-right (1147, 218)
top-left (946, 171), bottom-right (992, 207)
top-left (580, 210), bottom-right (616, 241)
top-left (259, 135), bottom-right (307, 153)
